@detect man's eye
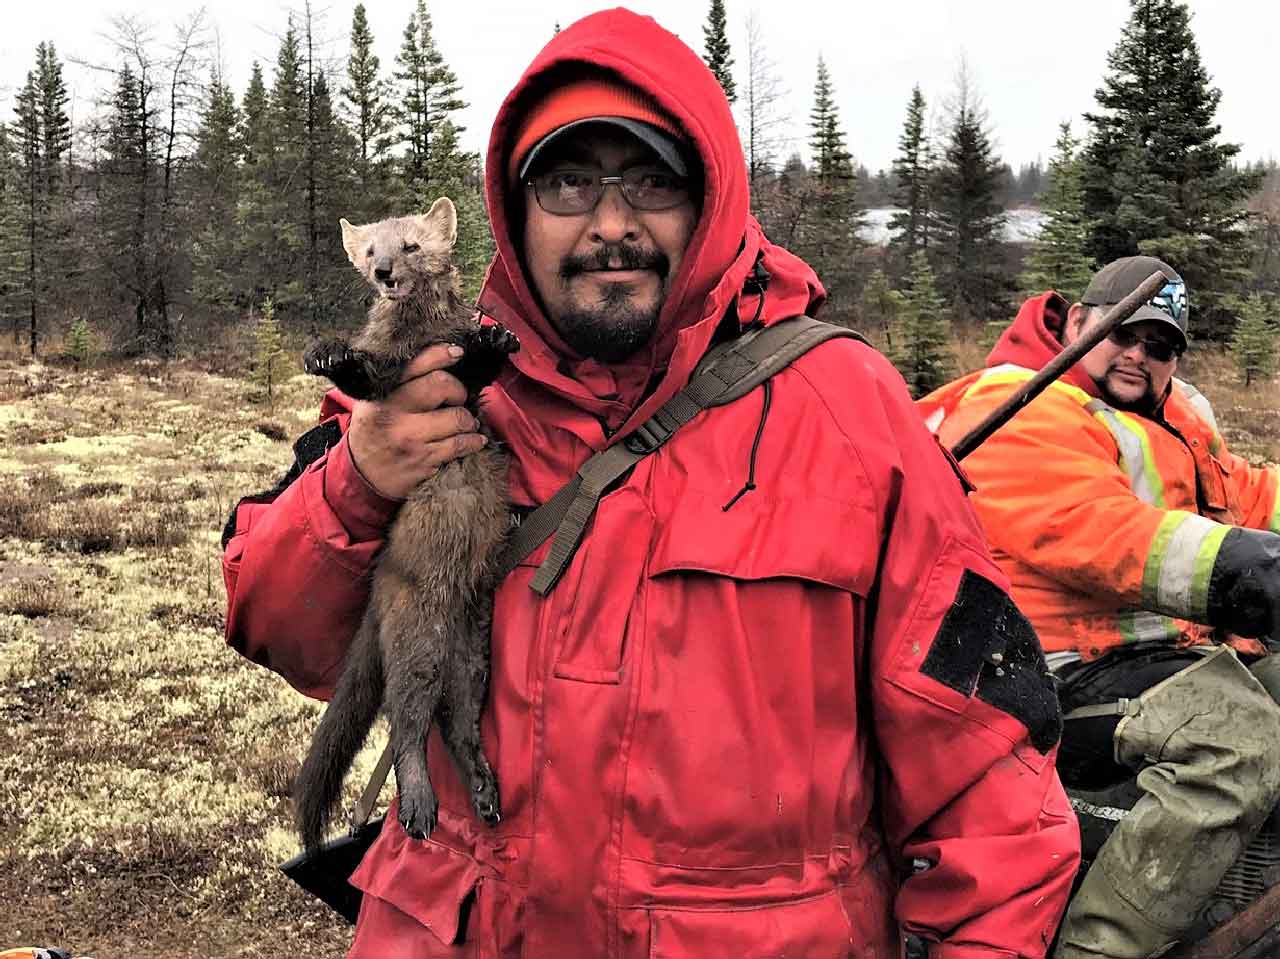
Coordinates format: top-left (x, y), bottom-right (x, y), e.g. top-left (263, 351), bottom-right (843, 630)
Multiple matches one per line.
top-left (549, 171), bottom-right (593, 189)
top-left (638, 172), bottom-right (677, 190)
top-left (403, 243), bottom-right (420, 253)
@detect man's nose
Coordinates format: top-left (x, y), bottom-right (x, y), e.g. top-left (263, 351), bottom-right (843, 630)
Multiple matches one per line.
top-left (588, 183), bottom-right (640, 243)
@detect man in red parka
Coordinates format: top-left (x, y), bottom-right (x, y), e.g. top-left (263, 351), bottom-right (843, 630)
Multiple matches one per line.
top-left (222, 8), bottom-right (1079, 956)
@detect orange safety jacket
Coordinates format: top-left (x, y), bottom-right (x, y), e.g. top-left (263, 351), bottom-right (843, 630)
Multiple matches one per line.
top-left (919, 292), bottom-right (1280, 660)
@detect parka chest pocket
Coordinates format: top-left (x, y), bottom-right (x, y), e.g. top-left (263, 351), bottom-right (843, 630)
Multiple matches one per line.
top-left (648, 487), bottom-right (877, 594)
top-left (549, 486), bottom-right (657, 684)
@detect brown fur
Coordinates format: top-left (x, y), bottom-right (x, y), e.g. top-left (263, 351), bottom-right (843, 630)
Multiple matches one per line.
top-left (294, 198), bottom-right (516, 847)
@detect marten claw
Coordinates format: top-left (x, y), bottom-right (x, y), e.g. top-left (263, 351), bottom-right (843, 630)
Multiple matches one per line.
top-left (399, 788), bottom-right (439, 840)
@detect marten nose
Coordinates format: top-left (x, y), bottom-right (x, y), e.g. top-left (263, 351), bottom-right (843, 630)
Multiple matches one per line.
top-left (374, 257), bottom-right (393, 280)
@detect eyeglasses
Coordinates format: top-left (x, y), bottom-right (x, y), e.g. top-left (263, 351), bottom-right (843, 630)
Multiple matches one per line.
top-left (1107, 327), bottom-right (1183, 362)
top-left (526, 166), bottom-right (691, 215)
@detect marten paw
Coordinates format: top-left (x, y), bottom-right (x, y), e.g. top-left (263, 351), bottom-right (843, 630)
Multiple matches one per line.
top-left (464, 323), bottom-right (521, 359)
top-left (398, 787), bottom-right (439, 840)
top-left (451, 325), bottom-right (520, 396)
top-left (303, 340), bottom-right (375, 399)
top-left (471, 768), bottom-right (501, 827)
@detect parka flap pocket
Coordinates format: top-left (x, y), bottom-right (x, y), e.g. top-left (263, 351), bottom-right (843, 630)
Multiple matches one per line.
top-left (649, 488), bottom-right (876, 596)
top-left (350, 814), bottom-right (482, 945)
top-left (646, 891), bottom-right (854, 957)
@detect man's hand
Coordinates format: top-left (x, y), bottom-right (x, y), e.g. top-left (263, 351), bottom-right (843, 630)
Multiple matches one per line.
top-left (345, 344), bottom-right (487, 500)
top-left (1207, 527), bottom-right (1280, 638)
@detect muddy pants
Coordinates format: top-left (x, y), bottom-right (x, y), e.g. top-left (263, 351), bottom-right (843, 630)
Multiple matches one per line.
top-left (1054, 645), bottom-right (1280, 959)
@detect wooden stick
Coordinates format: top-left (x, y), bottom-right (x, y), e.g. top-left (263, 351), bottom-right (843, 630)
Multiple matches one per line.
top-left (951, 270), bottom-right (1173, 462)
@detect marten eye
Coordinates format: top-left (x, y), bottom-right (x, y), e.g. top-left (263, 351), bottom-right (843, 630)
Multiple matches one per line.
top-left (403, 242), bottom-right (420, 253)
top-left (365, 246), bottom-right (374, 256)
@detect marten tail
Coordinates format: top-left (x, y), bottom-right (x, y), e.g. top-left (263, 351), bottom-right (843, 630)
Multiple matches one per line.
top-left (294, 616), bottom-right (385, 851)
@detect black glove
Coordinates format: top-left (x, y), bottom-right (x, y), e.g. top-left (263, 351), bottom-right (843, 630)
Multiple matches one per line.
top-left (1206, 527), bottom-right (1280, 638)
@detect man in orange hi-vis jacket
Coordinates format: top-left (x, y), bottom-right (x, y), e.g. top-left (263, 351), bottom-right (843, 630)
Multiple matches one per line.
top-left (922, 255), bottom-right (1280, 959)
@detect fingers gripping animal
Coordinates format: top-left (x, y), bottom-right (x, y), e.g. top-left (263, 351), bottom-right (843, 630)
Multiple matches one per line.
top-left (293, 197), bottom-right (519, 848)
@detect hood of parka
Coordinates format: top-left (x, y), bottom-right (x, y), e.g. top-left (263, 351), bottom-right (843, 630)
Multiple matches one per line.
top-left (479, 7), bottom-right (824, 437)
top-left (988, 290), bottom-right (1103, 399)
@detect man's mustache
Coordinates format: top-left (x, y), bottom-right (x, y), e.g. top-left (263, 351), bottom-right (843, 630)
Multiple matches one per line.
top-left (560, 245), bottom-right (669, 279)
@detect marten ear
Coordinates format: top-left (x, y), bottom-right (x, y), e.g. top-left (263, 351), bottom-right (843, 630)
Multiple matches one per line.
top-left (339, 219), bottom-right (367, 266)
top-left (419, 197), bottom-right (458, 249)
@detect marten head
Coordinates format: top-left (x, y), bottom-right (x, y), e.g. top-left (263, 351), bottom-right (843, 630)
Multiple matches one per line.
top-left (340, 197), bottom-right (458, 302)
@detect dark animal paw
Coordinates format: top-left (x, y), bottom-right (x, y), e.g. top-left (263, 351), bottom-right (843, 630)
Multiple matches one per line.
top-left (450, 324), bottom-right (520, 395)
top-left (398, 789), bottom-right (439, 840)
top-left (471, 769), bottom-right (501, 827)
top-left (303, 339), bottom-right (375, 399)
top-left (467, 323), bottom-right (520, 358)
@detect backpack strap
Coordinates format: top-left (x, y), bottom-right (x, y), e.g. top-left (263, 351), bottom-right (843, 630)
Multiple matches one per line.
top-left (347, 317), bottom-right (864, 828)
top-left (497, 316), bottom-right (864, 594)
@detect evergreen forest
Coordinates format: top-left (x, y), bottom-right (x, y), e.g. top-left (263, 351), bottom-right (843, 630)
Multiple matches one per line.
top-left (1, 0), bottom-right (1277, 400)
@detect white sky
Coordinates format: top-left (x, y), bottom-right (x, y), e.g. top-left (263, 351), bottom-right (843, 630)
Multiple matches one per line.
top-left (1, 0), bottom-right (1277, 174)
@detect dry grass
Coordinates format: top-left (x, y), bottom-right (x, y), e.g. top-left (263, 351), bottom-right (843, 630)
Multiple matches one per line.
top-left (0, 356), bottom-right (365, 957)
top-left (0, 341), bottom-right (1275, 957)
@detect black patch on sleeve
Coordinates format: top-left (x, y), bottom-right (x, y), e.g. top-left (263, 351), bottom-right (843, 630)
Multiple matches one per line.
top-left (220, 419), bottom-right (343, 549)
top-left (921, 569), bottom-right (1062, 753)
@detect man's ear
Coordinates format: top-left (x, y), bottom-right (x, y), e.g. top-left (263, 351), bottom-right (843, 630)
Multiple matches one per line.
top-left (340, 219), bottom-right (366, 267)
top-left (419, 197), bottom-right (458, 249)
top-left (1063, 303), bottom-right (1090, 345)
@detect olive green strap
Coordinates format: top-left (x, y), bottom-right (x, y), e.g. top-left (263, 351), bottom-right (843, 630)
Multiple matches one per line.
top-left (353, 316), bottom-right (863, 824)
top-left (523, 317), bottom-right (863, 595)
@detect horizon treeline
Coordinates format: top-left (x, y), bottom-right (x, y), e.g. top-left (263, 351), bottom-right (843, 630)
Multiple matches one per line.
top-left (0, 0), bottom-right (1278, 373)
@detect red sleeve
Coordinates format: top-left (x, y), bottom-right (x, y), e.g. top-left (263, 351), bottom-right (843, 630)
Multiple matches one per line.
top-left (222, 393), bottom-right (401, 700)
top-left (852, 350), bottom-right (1080, 956)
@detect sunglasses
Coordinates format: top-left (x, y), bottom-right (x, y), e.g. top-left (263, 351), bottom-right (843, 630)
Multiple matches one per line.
top-left (1107, 327), bottom-right (1183, 362)
top-left (526, 166), bottom-right (691, 215)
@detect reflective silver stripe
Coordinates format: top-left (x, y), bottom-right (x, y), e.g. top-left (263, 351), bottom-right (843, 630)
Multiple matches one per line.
top-left (1153, 513), bottom-right (1222, 617)
top-left (1070, 797), bottom-right (1129, 822)
top-left (1175, 378), bottom-right (1219, 432)
top-left (1119, 610), bottom-right (1181, 643)
top-left (1085, 400), bottom-right (1162, 506)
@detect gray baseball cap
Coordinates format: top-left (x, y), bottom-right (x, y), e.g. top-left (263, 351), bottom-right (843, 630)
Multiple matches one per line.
top-left (517, 117), bottom-right (689, 181)
top-left (1081, 255), bottom-right (1188, 348)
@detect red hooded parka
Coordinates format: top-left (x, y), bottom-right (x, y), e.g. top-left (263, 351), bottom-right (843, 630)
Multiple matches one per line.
top-left (223, 9), bottom-right (1078, 956)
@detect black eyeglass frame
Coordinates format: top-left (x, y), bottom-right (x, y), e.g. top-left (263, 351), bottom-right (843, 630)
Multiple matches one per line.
top-left (1106, 326), bottom-right (1185, 362)
top-left (524, 167), bottom-right (692, 216)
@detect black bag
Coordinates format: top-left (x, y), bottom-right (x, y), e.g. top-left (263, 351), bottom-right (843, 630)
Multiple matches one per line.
top-left (279, 815), bottom-right (384, 924)
top-left (276, 317), bottom-right (861, 923)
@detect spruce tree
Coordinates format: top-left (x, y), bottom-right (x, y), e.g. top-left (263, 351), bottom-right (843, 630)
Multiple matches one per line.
top-left (1020, 122), bottom-right (1095, 300)
top-left (65, 316), bottom-right (96, 370)
top-left (308, 70), bottom-right (359, 326)
top-left (260, 24), bottom-right (307, 310)
top-left (343, 3), bottom-right (393, 219)
top-left (393, 0), bottom-right (467, 201)
top-left (12, 71), bottom-right (42, 355)
top-left (888, 86), bottom-right (933, 274)
top-left (1229, 293), bottom-right (1278, 387)
top-left (191, 68), bottom-right (242, 310)
top-left (891, 251), bottom-right (954, 397)
top-left (858, 267), bottom-right (901, 347)
top-left (800, 57), bottom-right (863, 325)
top-left (932, 68), bottom-right (1008, 324)
top-left (93, 62), bottom-right (156, 353)
top-left (252, 295), bottom-right (289, 409)
top-left (36, 43), bottom-right (71, 199)
top-left (416, 118), bottom-right (492, 301)
top-left (236, 61), bottom-right (279, 309)
top-left (702, 0), bottom-right (736, 105)
top-left (1082, 0), bottom-right (1258, 339)
top-left (0, 122), bottom-right (26, 346)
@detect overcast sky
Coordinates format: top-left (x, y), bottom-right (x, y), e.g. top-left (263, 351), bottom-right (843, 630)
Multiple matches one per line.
top-left (2, 0), bottom-right (1277, 176)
